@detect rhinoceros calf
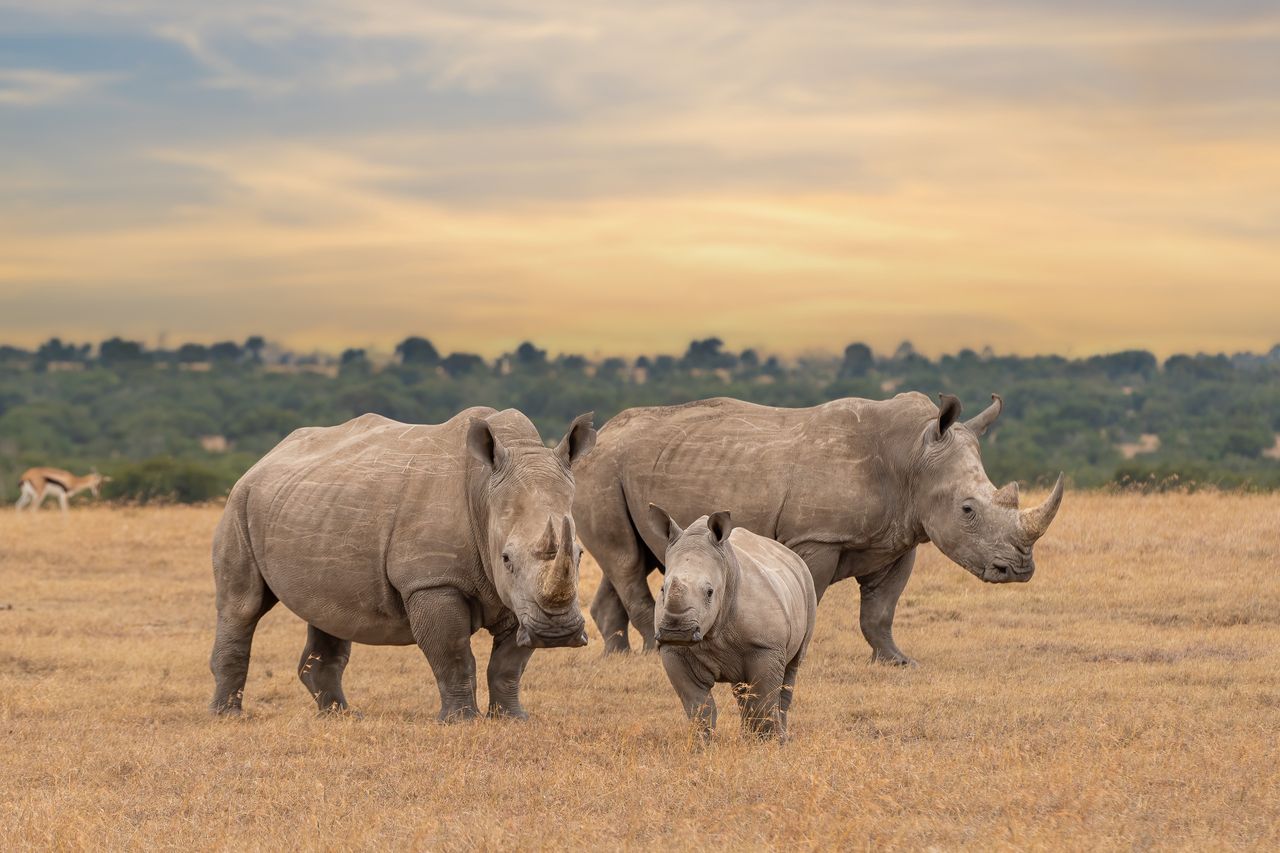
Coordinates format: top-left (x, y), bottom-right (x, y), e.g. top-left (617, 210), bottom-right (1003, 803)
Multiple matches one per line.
top-left (576, 392), bottom-right (1063, 663)
top-left (651, 506), bottom-right (816, 741)
top-left (208, 407), bottom-right (596, 721)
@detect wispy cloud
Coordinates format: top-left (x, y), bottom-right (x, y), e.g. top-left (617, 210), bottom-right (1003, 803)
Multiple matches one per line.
top-left (0, 1), bottom-right (1277, 354)
top-left (0, 67), bottom-right (118, 105)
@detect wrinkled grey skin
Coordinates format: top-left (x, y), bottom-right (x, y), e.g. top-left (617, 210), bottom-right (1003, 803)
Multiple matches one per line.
top-left (575, 392), bottom-right (1063, 663)
top-left (652, 507), bottom-right (816, 742)
top-left (209, 407), bottom-right (596, 721)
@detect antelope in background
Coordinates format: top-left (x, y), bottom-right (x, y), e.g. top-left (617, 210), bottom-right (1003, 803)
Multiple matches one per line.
top-left (15, 468), bottom-right (109, 513)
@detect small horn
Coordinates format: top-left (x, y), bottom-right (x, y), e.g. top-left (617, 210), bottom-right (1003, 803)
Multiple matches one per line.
top-left (993, 481), bottom-right (1019, 509)
top-left (1019, 474), bottom-right (1064, 541)
top-left (965, 394), bottom-right (1003, 436)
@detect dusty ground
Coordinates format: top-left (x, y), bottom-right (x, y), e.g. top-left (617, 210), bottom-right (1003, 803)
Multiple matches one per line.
top-left (1, 492), bottom-right (1278, 850)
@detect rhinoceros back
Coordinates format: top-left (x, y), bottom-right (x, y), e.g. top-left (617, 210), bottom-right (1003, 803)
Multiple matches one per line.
top-left (216, 409), bottom-right (495, 645)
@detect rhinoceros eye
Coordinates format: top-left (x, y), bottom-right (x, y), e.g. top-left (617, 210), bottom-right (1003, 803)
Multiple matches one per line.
top-left (501, 551), bottom-right (514, 572)
top-left (961, 504), bottom-right (975, 518)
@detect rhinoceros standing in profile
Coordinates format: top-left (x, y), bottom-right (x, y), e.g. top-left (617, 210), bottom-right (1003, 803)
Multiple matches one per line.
top-left (209, 408), bottom-right (596, 721)
top-left (574, 392), bottom-right (1063, 663)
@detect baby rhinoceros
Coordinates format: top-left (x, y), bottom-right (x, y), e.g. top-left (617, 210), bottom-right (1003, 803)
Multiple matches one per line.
top-left (650, 505), bottom-right (817, 742)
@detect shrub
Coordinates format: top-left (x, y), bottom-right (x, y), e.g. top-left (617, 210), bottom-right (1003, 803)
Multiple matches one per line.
top-left (103, 457), bottom-right (232, 504)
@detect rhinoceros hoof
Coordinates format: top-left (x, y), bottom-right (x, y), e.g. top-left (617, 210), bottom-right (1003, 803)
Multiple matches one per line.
top-left (487, 705), bottom-right (530, 722)
top-left (870, 652), bottom-right (918, 667)
top-left (318, 706), bottom-right (363, 720)
top-left (438, 706), bottom-right (481, 724)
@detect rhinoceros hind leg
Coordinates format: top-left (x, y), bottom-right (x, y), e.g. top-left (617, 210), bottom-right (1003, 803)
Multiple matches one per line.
top-left (859, 549), bottom-right (917, 666)
top-left (589, 577), bottom-right (631, 655)
top-left (208, 587), bottom-right (278, 715)
top-left (486, 621), bottom-right (534, 720)
top-left (579, 483), bottom-right (660, 654)
top-left (298, 624), bottom-right (354, 714)
top-left (408, 588), bottom-right (480, 722)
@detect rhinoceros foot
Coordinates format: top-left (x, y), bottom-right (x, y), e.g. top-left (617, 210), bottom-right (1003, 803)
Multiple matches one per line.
top-left (869, 649), bottom-right (918, 667)
top-left (317, 705), bottom-right (363, 720)
top-left (487, 704), bottom-right (530, 722)
top-left (437, 705), bottom-right (481, 724)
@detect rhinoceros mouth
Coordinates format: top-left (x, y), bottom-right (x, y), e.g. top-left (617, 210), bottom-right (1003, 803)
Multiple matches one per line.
top-left (980, 561), bottom-right (1034, 583)
top-left (655, 624), bottom-right (703, 645)
top-left (516, 615), bottom-right (588, 649)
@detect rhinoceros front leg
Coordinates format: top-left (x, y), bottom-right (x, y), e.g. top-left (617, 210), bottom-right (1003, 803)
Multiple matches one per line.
top-left (407, 588), bottom-right (480, 722)
top-left (857, 548), bottom-right (916, 666)
top-left (660, 650), bottom-right (716, 740)
top-left (298, 624), bottom-right (354, 714)
top-left (735, 652), bottom-right (786, 741)
top-left (486, 621), bottom-right (534, 720)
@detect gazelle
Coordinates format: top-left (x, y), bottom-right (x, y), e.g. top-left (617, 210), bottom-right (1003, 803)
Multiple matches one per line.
top-left (15, 467), bottom-right (109, 513)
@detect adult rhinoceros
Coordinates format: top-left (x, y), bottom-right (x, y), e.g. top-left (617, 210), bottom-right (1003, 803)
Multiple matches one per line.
top-left (574, 392), bottom-right (1062, 663)
top-left (209, 407), bottom-right (596, 720)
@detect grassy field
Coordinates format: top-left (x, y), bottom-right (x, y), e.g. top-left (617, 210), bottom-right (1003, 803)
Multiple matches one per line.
top-left (2, 493), bottom-right (1278, 850)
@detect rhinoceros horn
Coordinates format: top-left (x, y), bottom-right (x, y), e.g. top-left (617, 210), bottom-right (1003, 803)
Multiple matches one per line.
top-left (539, 516), bottom-right (577, 606)
top-left (1018, 474), bottom-right (1064, 542)
top-left (965, 394), bottom-right (1003, 436)
top-left (993, 481), bottom-right (1019, 509)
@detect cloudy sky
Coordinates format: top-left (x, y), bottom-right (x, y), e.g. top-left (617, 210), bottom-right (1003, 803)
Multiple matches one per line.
top-left (1, 1), bottom-right (1278, 357)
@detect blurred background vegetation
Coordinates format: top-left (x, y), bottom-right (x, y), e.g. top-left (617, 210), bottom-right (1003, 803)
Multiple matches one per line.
top-left (3, 335), bottom-right (1279, 503)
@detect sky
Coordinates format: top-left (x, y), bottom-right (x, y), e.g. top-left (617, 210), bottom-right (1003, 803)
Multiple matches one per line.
top-left (1, 0), bottom-right (1278, 359)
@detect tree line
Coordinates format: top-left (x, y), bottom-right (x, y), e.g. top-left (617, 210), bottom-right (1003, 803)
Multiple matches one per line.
top-left (2, 335), bottom-right (1279, 502)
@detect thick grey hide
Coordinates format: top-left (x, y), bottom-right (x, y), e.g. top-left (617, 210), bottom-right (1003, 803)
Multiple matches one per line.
top-left (574, 393), bottom-right (1063, 662)
top-left (208, 407), bottom-right (595, 721)
top-left (654, 511), bottom-right (816, 741)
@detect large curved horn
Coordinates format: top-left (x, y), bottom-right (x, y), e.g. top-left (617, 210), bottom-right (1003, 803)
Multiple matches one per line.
top-left (965, 394), bottom-right (1003, 436)
top-left (539, 516), bottom-right (577, 606)
top-left (1019, 474), bottom-right (1064, 542)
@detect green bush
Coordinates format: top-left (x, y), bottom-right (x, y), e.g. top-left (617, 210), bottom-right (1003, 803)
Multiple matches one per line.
top-left (103, 457), bottom-right (233, 504)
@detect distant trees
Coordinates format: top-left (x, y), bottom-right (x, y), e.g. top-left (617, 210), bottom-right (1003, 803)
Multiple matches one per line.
top-left (177, 343), bottom-right (209, 363)
top-left (396, 336), bottom-right (440, 367)
top-left (840, 343), bottom-right (874, 378)
top-left (441, 352), bottom-right (486, 378)
top-left (682, 337), bottom-right (737, 370)
top-left (514, 341), bottom-right (548, 372)
top-left (98, 337), bottom-right (147, 367)
top-left (36, 338), bottom-right (90, 365)
top-left (209, 341), bottom-right (243, 363)
top-left (244, 336), bottom-right (266, 363)
top-left (2, 334), bottom-right (1280, 498)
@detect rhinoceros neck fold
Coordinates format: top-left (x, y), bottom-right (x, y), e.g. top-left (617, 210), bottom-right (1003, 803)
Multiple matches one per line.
top-left (465, 459), bottom-right (497, 586)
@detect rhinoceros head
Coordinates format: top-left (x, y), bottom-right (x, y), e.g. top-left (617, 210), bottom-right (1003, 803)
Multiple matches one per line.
top-left (649, 505), bottom-right (736, 646)
top-left (467, 412), bottom-right (597, 647)
top-left (914, 394), bottom-right (1064, 583)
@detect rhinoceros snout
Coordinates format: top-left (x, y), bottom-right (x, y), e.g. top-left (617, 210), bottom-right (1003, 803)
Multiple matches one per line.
top-left (516, 617), bottom-right (588, 649)
top-left (981, 560), bottom-right (1034, 583)
top-left (655, 625), bottom-right (703, 645)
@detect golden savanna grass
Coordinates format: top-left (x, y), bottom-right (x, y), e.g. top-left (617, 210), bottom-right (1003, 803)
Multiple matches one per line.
top-left (2, 493), bottom-right (1278, 850)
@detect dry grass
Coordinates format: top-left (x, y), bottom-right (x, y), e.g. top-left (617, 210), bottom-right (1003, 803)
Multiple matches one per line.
top-left (2, 493), bottom-right (1278, 850)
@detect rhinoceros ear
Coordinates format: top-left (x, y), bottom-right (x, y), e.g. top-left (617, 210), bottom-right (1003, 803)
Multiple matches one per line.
top-left (467, 418), bottom-right (507, 470)
top-left (707, 511), bottom-right (733, 546)
top-left (936, 393), bottom-right (963, 436)
top-left (648, 503), bottom-right (683, 545)
top-left (555, 412), bottom-right (597, 468)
